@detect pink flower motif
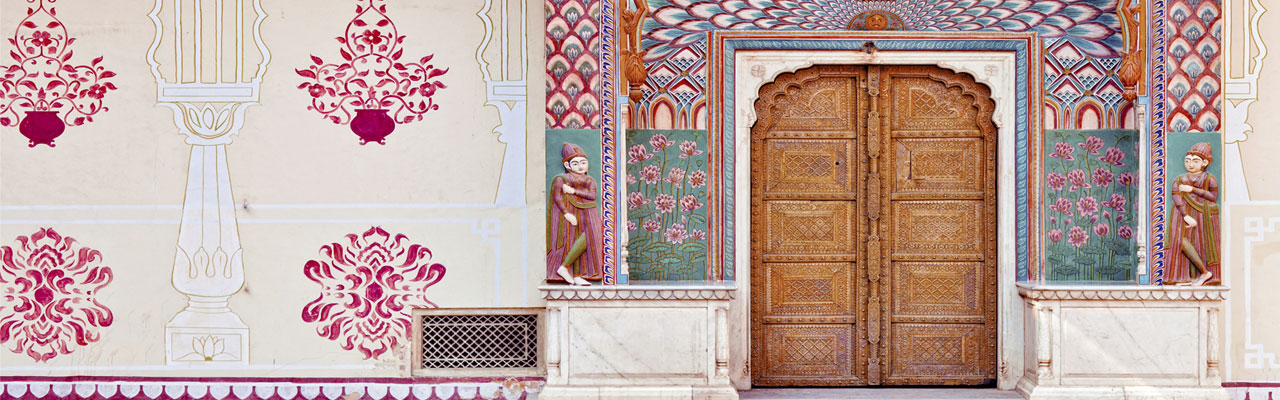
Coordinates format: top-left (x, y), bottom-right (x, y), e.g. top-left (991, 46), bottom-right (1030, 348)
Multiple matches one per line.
top-left (689, 230), bottom-right (707, 240)
top-left (1048, 229), bottom-right (1063, 242)
top-left (1119, 226), bottom-right (1133, 239)
top-left (665, 223), bottom-right (688, 244)
top-left (1102, 193), bottom-right (1127, 213)
top-left (1094, 224), bottom-right (1110, 237)
top-left (1046, 173), bottom-right (1066, 191)
top-left (628, 144), bottom-right (653, 163)
top-left (680, 195), bottom-right (703, 212)
top-left (666, 167), bottom-right (685, 184)
top-left (626, 174), bottom-right (637, 185)
top-left (30, 31), bottom-right (53, 47)
top-left (1117, 172), bottom-right (1133, 186)
top-left (0, 228), bottom-right (114, 362)
top-left (1092, 168), bottom-right (1114, 187)
top-left (627, 220), bottom-right (637, 231)
top-left (1050, 142), bottom-right (1075, 161)
top-left (301, 227), bottom-right (446, 360)
top-left (1068, 226), bottom-right (1089, 248)
top-left (654, 194), bottom-right (676, 213)
top-left (1099, 147), bottom-right (1126, 166)
top-left (649, 134), bottom-right (672, 150)
top-left (640, 165), bottom-right (661, 184)
top-left (1049, 197), bottom-right (1074, 216)
top-left (678, 141), bottom-right (703, 158)
top-left (689, 170), bottom-right (707, 188)
top-left (1076, 196), bottom-right (1099, 216)
top-left (1066, 169), bottom-right (1091, 191)
top-left (627, 192), bottom-right (649, 210)
top-left (359, 29), bottom-right (385, 46)
top-left (1079, 136), bottom-right (1104, 154)
top-left (643, 219), bottom-right (661, 232)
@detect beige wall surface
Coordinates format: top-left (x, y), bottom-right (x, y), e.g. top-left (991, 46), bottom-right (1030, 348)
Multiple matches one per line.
top-left (0, 0), bottom-right (546, 376)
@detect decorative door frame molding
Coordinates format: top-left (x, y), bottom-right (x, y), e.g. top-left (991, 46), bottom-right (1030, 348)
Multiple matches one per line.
top-left (707, 31), bottom-right (1040, 390)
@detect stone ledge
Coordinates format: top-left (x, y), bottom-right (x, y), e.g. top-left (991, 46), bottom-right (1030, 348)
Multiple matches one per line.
top-left (539, 284), bottom-right (737, 301)
top-left (1016, 283), bottom-right (1228, 301)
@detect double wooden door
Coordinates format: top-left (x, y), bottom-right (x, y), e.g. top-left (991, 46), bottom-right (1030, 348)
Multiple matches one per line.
top-left (750, 65), bottom-right (998, 386)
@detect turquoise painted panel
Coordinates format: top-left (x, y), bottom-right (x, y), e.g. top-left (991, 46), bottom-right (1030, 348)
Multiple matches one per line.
top-left (1042, 130), bottom-right (1141, 282)
top-left (624, 130), bottom-right (709, 281)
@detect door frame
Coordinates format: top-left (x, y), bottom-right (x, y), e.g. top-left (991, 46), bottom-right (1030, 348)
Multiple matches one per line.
top-left (707, 32), bottom-right (1042, 391)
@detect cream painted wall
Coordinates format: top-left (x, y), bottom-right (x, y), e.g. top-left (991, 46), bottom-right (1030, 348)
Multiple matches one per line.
top-left (0, 0), bottom-right (546, 376)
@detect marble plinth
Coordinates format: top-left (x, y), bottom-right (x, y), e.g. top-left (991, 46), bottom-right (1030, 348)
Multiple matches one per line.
top-left (540, 283), bottom-right (738, 400)
top-left (1015, 284), bottom-right (1229, 400)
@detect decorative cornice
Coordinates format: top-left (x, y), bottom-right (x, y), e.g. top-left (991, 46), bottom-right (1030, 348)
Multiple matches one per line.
top-left (1016, 284), bottom-right (1229, 301)
top-left (539, 284), bottom-right (737, 301)
top-left (0, 378), bottom-right (542, 400)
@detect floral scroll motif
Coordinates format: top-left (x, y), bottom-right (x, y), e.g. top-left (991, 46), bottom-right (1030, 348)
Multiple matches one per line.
top-left (301, 226), bottom-right (446, 360)
top-left (296, 0), bottom-right (448, 145)
top-left (0, 0), bottom-right (118, 147)
top-left (626, 130), bottom-right (708, 280)
top-left (1043, 130), bottom-right (1140, 281)
top-left (0, 228), bottom-right (114, 362)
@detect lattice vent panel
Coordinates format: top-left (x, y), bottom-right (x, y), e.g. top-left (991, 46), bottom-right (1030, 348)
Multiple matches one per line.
top-left (420, 314), bottom-right (538, 369)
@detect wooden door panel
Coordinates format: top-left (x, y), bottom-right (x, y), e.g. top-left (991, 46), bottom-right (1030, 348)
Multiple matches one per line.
top-left (891, 261), bottom-right (984, 318)
top-left (764, 262), bottom-right (855, 317)
top-left (890, 201), bottom-right (985, 259)
top-left (764, 139), bottom-right (855, 198)
top-left (763, 201), bottom-right (856, 257)
top-left (892, 138), bottom-right (985, 196)
top-left (761, 325), bottom-right (858, 382)
top-left (888, 323), bottom-right (987, 382)
top-left (752, 65), bottom-right (994, 387)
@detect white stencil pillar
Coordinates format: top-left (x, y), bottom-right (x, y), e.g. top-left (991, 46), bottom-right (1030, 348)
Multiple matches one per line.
top-left (147, 0), bottom-right (270, 365)
top-left (476, 0), bottom-right (528, 206)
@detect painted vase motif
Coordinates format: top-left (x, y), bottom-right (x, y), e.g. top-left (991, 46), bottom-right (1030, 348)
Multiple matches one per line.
top-left (350, 109), bottom-right (395, 145)
top-left (18, 111), bottom-right (66, 148)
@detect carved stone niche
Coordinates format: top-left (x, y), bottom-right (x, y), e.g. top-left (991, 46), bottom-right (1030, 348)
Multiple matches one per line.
top-left (1016, 284), bottom-right (1229, 400)
top-left (540, 283), bottom-right (738, 400)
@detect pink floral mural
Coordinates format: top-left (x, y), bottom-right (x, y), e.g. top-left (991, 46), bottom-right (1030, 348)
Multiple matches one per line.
top-left (301, 226), bottom-right (446, 360)
top-left (0, 228), bottom-right (114, 362)
top-left (625, 130), bottom-right (709, 280)
top-left (1, 0), bottom-right (118, 147)
top-left (297, 0), bottom-right (449, 145)
top-left (1043, 130), bottom-right (1139, 281)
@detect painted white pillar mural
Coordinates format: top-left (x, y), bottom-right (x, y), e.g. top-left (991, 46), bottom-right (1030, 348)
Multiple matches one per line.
top-left (146, 0), bottom-right (270, 365)
top-left (476, 0), bottom-right (528, 206)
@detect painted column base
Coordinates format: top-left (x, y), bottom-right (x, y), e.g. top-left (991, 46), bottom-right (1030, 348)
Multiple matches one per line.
top-left (165, 308), bottom-right (250, 365)
top-left (540, 284), bottom-right (738, 400)
top-left (1016, 284), bottom-right (1229, 400)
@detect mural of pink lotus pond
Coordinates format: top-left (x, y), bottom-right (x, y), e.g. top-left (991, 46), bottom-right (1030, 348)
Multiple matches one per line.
top-left (625, 130), bottom-right (709, 280)
top-left (1042, 130), bottom-right (1140, 282)
top-left (1, 0), bottom-right (118, 147)
top-left (297, 0), bottom-right (448, 145)
top-left (301, 226), bottom-right (446, 360)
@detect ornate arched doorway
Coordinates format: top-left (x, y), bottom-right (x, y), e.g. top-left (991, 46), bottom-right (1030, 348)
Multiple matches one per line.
top-left (749, 64), bottom-right (999, 386)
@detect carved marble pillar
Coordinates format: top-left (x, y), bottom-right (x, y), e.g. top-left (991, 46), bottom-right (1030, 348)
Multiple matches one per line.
top-left (147, 0), bottom-right (269, 365)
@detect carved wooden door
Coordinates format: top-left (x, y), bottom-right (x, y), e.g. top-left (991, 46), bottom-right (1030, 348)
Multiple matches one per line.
top-left (750, 65), bottom-right (997, 387)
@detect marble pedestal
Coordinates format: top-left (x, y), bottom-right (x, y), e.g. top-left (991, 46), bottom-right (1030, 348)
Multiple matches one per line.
top-left (1015, 284), bottom-right (1229, 400)
top-left (539, 284), bottom-right (738, 400)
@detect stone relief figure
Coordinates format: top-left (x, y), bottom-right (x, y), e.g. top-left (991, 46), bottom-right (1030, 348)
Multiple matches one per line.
top-left (1165, 142), bottom-right (1220, 286)
top-left (548, 143), bottom-right (604, 286)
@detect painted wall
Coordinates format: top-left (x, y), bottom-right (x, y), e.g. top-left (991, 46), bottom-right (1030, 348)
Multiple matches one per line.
top-left (1, 0), bottom-right (547, 379)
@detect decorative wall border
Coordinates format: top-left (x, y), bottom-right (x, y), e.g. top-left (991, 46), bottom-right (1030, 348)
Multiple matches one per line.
top-left (706, 31), bottom-right (1042, 281)
top-left (1148, 0), bottom-right (1171, 283)
top-left (0, 377), bottom-right (542, 400)
top-left (1239, 215), bottom-right (1280, 370)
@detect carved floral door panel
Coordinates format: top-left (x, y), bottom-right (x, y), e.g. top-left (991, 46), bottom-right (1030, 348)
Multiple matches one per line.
top-left (751, 65), bottom-right (997, 387)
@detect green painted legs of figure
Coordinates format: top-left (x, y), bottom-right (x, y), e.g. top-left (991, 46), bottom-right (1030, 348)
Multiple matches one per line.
top-left (1178, 236), bottom-right (1214, 286)
top-left (555, 234), bottom-right (592, 286)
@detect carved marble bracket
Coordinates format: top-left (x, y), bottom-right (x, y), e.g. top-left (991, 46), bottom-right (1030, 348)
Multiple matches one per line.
top-left (539, 284), bottom-right (737, 399)
top-left (1016, 284), bottom-right (1229, 400)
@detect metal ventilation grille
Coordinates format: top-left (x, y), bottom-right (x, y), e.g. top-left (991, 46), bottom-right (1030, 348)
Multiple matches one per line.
top-left (420, 314), bottom-right (538, 369)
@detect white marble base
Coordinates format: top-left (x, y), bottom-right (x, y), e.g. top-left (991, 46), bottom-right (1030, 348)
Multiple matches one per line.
top-left (1015, 284), bottom-right (1229, 400)
top-left (540, 284), bottom-right (738, 400)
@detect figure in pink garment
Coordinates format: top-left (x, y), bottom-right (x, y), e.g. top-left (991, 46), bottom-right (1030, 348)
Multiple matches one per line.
top-left (1164, 142), bottom-right (1220, 286)
top-left (547, 142), bottom-right (604, 286)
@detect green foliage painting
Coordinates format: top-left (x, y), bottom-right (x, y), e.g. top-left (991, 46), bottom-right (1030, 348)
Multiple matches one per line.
top-left (1042, 130), bottom-right (1140, 282)
top-left (625, 130), bottom-right (709, 280)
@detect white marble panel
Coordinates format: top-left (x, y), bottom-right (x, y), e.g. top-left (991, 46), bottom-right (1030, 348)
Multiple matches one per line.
top-left (567, 307), bottom-right (708, 382)
top-left (1059, 307), bottom-right (1198, 384)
